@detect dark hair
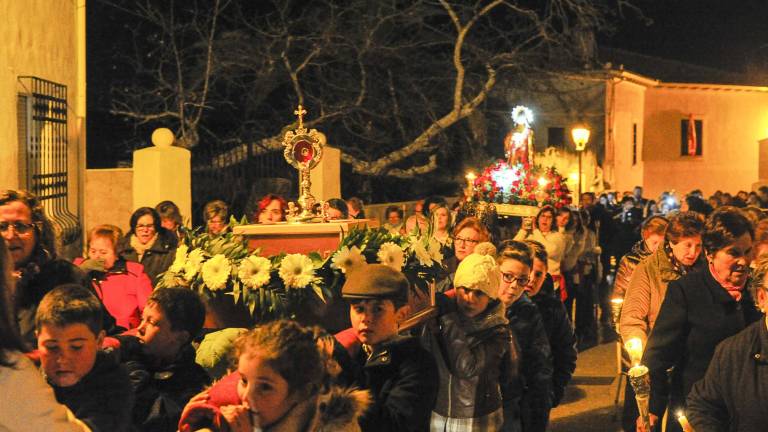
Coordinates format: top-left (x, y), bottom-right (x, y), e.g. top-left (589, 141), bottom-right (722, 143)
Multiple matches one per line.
top-left (147, 288), bottom-right (205, 341)
top-left (665, 211), bottom-right (705, 244)
top-left (498, 240), bottom-right (533, 268)
top-left (534, 205), bottom-right (556, 231)
top-left (702, 206), bottom-right (755, 255)
top-left (0, 189), bottom-right (56, 260)
top-left (556, 206), bottom-right (575, 231)
top-left (129, 207), bottom-right (162, 234)
top-left (346, 197), bottom-right (365, 217)
top-left (742, 206), bottom-right (765, 226)
top-left (385, 205), bottom-right (403, 220)
top-left (523, 240), bottom-right (548, 267)
top-left (35, 284), bottom-right (103, 336)
top-left (156, 200), bottom-right (183, 226)
top-left (203, 200), bottom-right (229, 222)
top-left (326, 198), bottom-right (349, 219)
top-left (235, 320), bottom-right (326, 397)
top-left (0, 239), bottom-right (27, 365)
top-left (423, 195), bottom-right (447, 217)
top-left (754, 219), bottom-right (768, 251)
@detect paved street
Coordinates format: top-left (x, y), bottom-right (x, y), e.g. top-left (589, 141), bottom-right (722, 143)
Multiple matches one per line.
top-left (550, 340), bottom-right (624, 432)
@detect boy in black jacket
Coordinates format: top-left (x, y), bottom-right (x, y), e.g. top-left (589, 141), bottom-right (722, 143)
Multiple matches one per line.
top-left (117, 287), bottom-right (211, 432)
top-left (36, 284), bottom-right (134, 432)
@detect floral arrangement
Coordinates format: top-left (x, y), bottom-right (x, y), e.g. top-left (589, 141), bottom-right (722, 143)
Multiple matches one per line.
top-left (158, 218), bottom-right (444, 322)
top-left (471, 159), bottom-right (572, 208)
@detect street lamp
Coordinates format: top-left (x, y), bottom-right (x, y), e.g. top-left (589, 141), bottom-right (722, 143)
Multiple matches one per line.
top-left (571, 125), bottom-right (591, 200)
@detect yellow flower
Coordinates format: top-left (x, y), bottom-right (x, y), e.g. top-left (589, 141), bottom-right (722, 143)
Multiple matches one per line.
top-left (411, 239), bottom-right (433, 267)
top-left (377, 242), bottom-right (405, 271)
top-left (202, 254), bottom-right (231, 291)
top-left (169, 244), bottom-right (188, 273)
top-left (183, 249), bottom-right (205, 280)
top-left (238, 255), bottom-right (272, 289)
top-left (279, 254), bottom-right (315, 289)
top-left (331, 246), bottom-right (366, 274)
top-left (428, 238), bottom-right (444, 264)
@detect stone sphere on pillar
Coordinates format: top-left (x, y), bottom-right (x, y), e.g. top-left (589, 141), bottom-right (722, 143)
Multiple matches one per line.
top-left (151, 128), bottom-right (175, 148)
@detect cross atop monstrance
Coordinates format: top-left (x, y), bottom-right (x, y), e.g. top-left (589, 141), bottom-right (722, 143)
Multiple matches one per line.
top-left (294, 104), bottom-right (307, 131)
top-left (283, 104), bottom-right (325, 222)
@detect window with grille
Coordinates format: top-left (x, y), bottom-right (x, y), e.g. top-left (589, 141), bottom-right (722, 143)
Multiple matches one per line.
top-left (17, 76), bottom-right (81, 246)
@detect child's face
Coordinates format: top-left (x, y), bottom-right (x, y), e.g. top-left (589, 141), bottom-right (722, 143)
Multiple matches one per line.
top-left (456, 287), bottom-right (490, 317)
top-left (498, 258), bottom-right (530, 306)
top-left (349, 299), bottom-right (405, 347)
top-left (237, 351), bottom-right (296, 429)
top-left (137, 303), bottom-right (185, 361)
top-left (38, 323), bottom-right (102, 387)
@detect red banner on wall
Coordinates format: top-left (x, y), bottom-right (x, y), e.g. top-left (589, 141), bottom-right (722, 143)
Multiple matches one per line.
top-left (687, 114), bottom-right (697, 156)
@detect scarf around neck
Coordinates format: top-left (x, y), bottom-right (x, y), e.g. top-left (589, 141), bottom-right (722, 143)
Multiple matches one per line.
top-left (130, 233), bottom-right (157, 261)
top-left (708, 262), bottom-right (748, 302)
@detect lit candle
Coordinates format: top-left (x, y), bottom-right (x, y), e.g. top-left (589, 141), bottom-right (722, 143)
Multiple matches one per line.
top-left (625, 338), bottom-right (643, 366)
top-left (465, 172), bottom-right (477, 200)
top-left (677, 411), bottom-right (693, 432)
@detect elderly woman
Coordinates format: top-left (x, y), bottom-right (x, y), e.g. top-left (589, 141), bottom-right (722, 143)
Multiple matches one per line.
top-left (686, 254), bottom-right (768, 431)
top-left (515, 205), bottom-right (567, 296)
top-left (118, 207), bottom-right (178, 285)
top-left (620, 211), bottom-right (705, 347)
top-left (77, 224), bottom-right (153, 330)
top-left (0, 189), bottom-right (83, 344)
top-left (639, 207), bottom-right (762, 432)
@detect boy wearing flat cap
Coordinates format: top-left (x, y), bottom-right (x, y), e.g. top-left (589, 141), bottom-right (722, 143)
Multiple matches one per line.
top-left (341, 263), bottom-right (439, 432)
top-left (422, 245), bottom-right (520, 431)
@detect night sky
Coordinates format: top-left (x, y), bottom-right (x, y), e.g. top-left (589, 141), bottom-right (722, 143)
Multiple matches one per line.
top-left (599, 0), bottom-right (768, 73)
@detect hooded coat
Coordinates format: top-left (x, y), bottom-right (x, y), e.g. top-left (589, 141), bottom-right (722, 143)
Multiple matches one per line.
top-left (117, 228), bottom-right (178, 286)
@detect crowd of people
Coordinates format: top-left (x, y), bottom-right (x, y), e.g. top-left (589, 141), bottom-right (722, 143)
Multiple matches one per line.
top-left (2, 184), bottom-right (768, 431)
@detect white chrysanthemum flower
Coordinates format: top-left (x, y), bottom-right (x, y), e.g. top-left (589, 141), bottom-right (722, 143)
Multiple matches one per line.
top-left (411, 241), bottom-right (433, 267)
top-left (183, 249), bottom-right (205, 280)
top-left (331, 246), bottom-right (366, 274)
top-left (238, 255), bottom-right (272, 289)
top-left (201, 254), bottom-right (231, 291)
top-left (169, 244), bottom-right (188, 273)
top-left (428, 237), bottom-right (444, 264)
top-left (279, 254), bottom-right (315, 289)
top-left (377, 242), bottom-right (405, 271)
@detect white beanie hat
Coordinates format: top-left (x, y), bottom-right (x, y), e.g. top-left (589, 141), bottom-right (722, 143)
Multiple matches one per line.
top-left (453, 242), bottom-right (500, 299)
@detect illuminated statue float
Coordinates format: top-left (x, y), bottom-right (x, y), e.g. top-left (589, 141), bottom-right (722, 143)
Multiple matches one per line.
top-left (463, 106), bottom-right (572, 220)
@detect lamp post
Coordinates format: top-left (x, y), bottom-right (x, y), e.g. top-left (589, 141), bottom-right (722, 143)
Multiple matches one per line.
top-left (571, 125), bottom-right (591, 201)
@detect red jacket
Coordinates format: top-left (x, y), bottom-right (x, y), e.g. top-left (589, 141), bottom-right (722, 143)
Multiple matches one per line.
top-left (74, 258), bottom-right (153, 329)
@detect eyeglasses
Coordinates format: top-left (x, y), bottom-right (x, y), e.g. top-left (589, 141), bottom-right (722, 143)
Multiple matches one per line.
top-left (135, 223), bottom-right (155, 230)
top-left (455, 237), bottom-right (479, 246)
top-left (502, 272), bottom-right (529, 286)
top-left (0, 221), bottom-right (37, 235)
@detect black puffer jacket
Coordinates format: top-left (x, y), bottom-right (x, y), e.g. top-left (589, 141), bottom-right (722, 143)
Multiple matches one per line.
top-left (530, 275), bottom-right (577, 407)
top-left (351, 335), bottom-right (439, 432)
top-left (687, 319), bottom-right (768, 432)
top-left (14, 256), bottom-right (84, 345)
top-left (52, 350), bottom-right (134, 432)
top-left (504, 294), bottom-right (553, 432)
top-left (118, 228), bottom-right (178, 286)
top-left (643, 268), bottom-right (762, 432)
top-left (422, 296), bottom-right (519, 419)
top-left (116, 335), bottom-right (211, 432)
top-left (612, 239), bottom-right (651, 299)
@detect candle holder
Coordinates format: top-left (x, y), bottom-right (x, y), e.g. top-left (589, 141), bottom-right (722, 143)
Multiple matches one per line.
top-left (610, 297), bottom-right (623, 332)
top-left (628, 364), bottom-right (651, 432)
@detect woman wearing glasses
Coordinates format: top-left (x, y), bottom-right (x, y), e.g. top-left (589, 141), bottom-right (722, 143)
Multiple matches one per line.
top-left (118, 207), bottom-right (178, 286)
top-left (497, 241), bottom-right (553, 432)
top-left (437, 217), bottom-right (490, 291)
top-left (514, 205), bottom-right (567, 297)
top-left (0, 189), bottom-right (84, 344)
